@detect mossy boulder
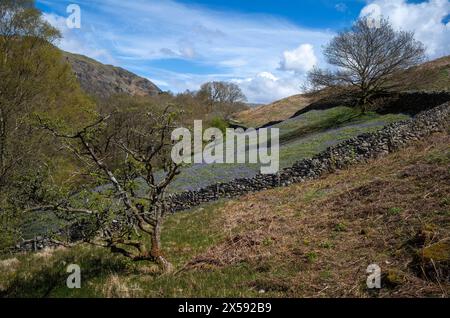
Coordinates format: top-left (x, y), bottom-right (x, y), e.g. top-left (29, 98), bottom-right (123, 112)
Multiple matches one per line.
top-left (421, 240), bottom-right (450, 261)
top-left (415, 239), bottom-right (450, 282)
top-left (382, 270), bottom-right (406, 288)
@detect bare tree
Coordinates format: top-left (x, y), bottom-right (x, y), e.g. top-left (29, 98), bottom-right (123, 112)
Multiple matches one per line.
top-left (34, 105), bottom-right (181, 272)
top-left (198, 81), bottom-right (247, 114)
top-left (307, 18), bottom-right (425, 110)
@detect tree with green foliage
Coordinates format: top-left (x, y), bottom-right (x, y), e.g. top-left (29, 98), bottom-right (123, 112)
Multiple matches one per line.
top-left (210, 117), bottom-right (229, 134)
top-left (0, 0), bottom-right (94, 187)
top-left (0, 0), bottom-right (95, 251)
top-left (0, 1), bottom-right (215, 273)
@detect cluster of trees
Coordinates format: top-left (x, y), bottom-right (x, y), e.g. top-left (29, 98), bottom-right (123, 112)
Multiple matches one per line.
top-left (147, 82), bottom-right (248, 127)
top-left (0, 0), bottom-right (248, 271)
top-left (0, 0), bottom-right (97, 250)
top-left (197, 81), bottom-right (247, 114)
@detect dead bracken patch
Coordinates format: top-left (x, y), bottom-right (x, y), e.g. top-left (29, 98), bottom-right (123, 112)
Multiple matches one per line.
top-left (398, 164), bottom-right (449, 180)
top-left (183, 133), bottom-right (450, 297)
top-left (186, 232), bottom-right (275, 269)
top-left (0, 258), bottom-right (20, 276)
top-left (323, 162), bottom-right (449, 221)
top-left (101, 274), bottom-right (143, 298)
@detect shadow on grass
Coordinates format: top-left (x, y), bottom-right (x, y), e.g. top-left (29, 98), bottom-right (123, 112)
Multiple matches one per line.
top-left (0, 247), bottom-right (131, 298)
top-left (280, 109), bottom-right (367, 145)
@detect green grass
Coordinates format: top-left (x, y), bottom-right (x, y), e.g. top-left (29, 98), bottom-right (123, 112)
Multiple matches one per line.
top-left (166, 107), bottom-right (409, 191)
top-left (278, 111), bottom-right (408, 168)
top-left (132, 263), bottom-right (261, 297)
top-left (2, 133), bottom-right (449, 298)
top-left (333, 223), bottom-right (348, 232)
top-left (1, 201), bottom-right (227, 298)
top-left (276, 106), bottom-right (370, 143)
top-left (162, 201), bottom-right (227, 266)
top-left (425, 148), bottom-right (450, 165)
top-left (0, 198), bottom-right (302, 298)
top-left (0, 246), bottom-right (132, 298)
top-left (17, 106), bottom-right (410, 241)
top-left (388, 207), bottom-right (403, 216)
top-left (306, 252), bottom-right (318, 263)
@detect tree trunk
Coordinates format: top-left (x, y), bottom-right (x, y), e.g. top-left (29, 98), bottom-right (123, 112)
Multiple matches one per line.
top-left (358, 92), bottom-right (369, 114)
top-left (150, 220), bottom-right (173, 273)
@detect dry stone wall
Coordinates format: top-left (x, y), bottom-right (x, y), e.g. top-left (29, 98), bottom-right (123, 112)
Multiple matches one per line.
top-left (166, 102), bottom-right (450, 212)
top-left (13, 101), bottom-right (450, 252)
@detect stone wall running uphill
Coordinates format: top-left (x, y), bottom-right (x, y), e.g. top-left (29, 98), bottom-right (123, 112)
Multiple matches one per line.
top-left (12, 102), bottom-right (450, 253)
top-left (165, 102), bottom-right (450, 212)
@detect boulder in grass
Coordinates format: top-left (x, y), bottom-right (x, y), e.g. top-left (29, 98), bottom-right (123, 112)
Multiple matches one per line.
top-left (417, 239), bottom-right (450, 282)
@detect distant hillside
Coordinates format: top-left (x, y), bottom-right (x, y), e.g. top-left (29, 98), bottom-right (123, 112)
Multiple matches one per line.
top-left (63, 52), bottom-right (161, 99)
top-left (233, 55), bottom-right (450, 128)
top-left (232, 94), bottom-right (319, 128)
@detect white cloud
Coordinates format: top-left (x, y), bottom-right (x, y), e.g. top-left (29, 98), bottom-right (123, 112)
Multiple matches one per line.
top-left (232, 72), bottom-right (301, 103)
top-left (177, 39), bottom-right (197, 59)
top-left (39, 0), bottom-right (333, 103)
top-left (43, 12), bottom-right (116, 64)
top-left (279, 44), bottom-right (318, 73)
top-left (38, 0), bottom-right (450, 104)
top-left (360, 0), bottom-right (450, 58)
top-left (257, 72), bottom-right (279, 81)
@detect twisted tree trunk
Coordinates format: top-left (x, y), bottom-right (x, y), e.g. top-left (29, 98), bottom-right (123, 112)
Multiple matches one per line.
top-left (150, 216), bottom-right (174, 273)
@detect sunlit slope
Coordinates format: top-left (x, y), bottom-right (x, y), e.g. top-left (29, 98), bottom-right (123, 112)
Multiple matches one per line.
top-left (3, 132), bottom-right (448, 298)
top-left (232, 55), bottom-right (450, 129)
top-left (165, 107), bottom-right (408, 192)
top-left (231, 94), bottom-right (318, 128)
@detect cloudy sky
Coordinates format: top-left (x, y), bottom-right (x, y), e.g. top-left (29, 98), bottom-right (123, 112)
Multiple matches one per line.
top-left (37, 0), bottom-right (450, 103)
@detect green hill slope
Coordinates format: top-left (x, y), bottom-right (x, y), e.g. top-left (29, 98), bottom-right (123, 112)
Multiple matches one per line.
top-left (163, 107), bottom-right (408, 193)
top-left (2, 131), bottom-right (448, 298)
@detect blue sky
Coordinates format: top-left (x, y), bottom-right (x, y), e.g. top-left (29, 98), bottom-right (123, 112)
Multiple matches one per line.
top-left (37, 0), bottom-right (450, 103)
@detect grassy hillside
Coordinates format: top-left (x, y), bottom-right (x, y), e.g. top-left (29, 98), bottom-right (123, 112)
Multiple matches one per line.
top-left (393, 55), bottom-right (450, 91)
top-left (16, 105), bottom-right (408, 240)
top-left (2, 132), bottom-right (448, 298)
top-left (163, 107), bottom-right (408, 193)
top-left (231, 94), bottom-right (318, 128)
top-left (233, 55), bottom-right (450, 128)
